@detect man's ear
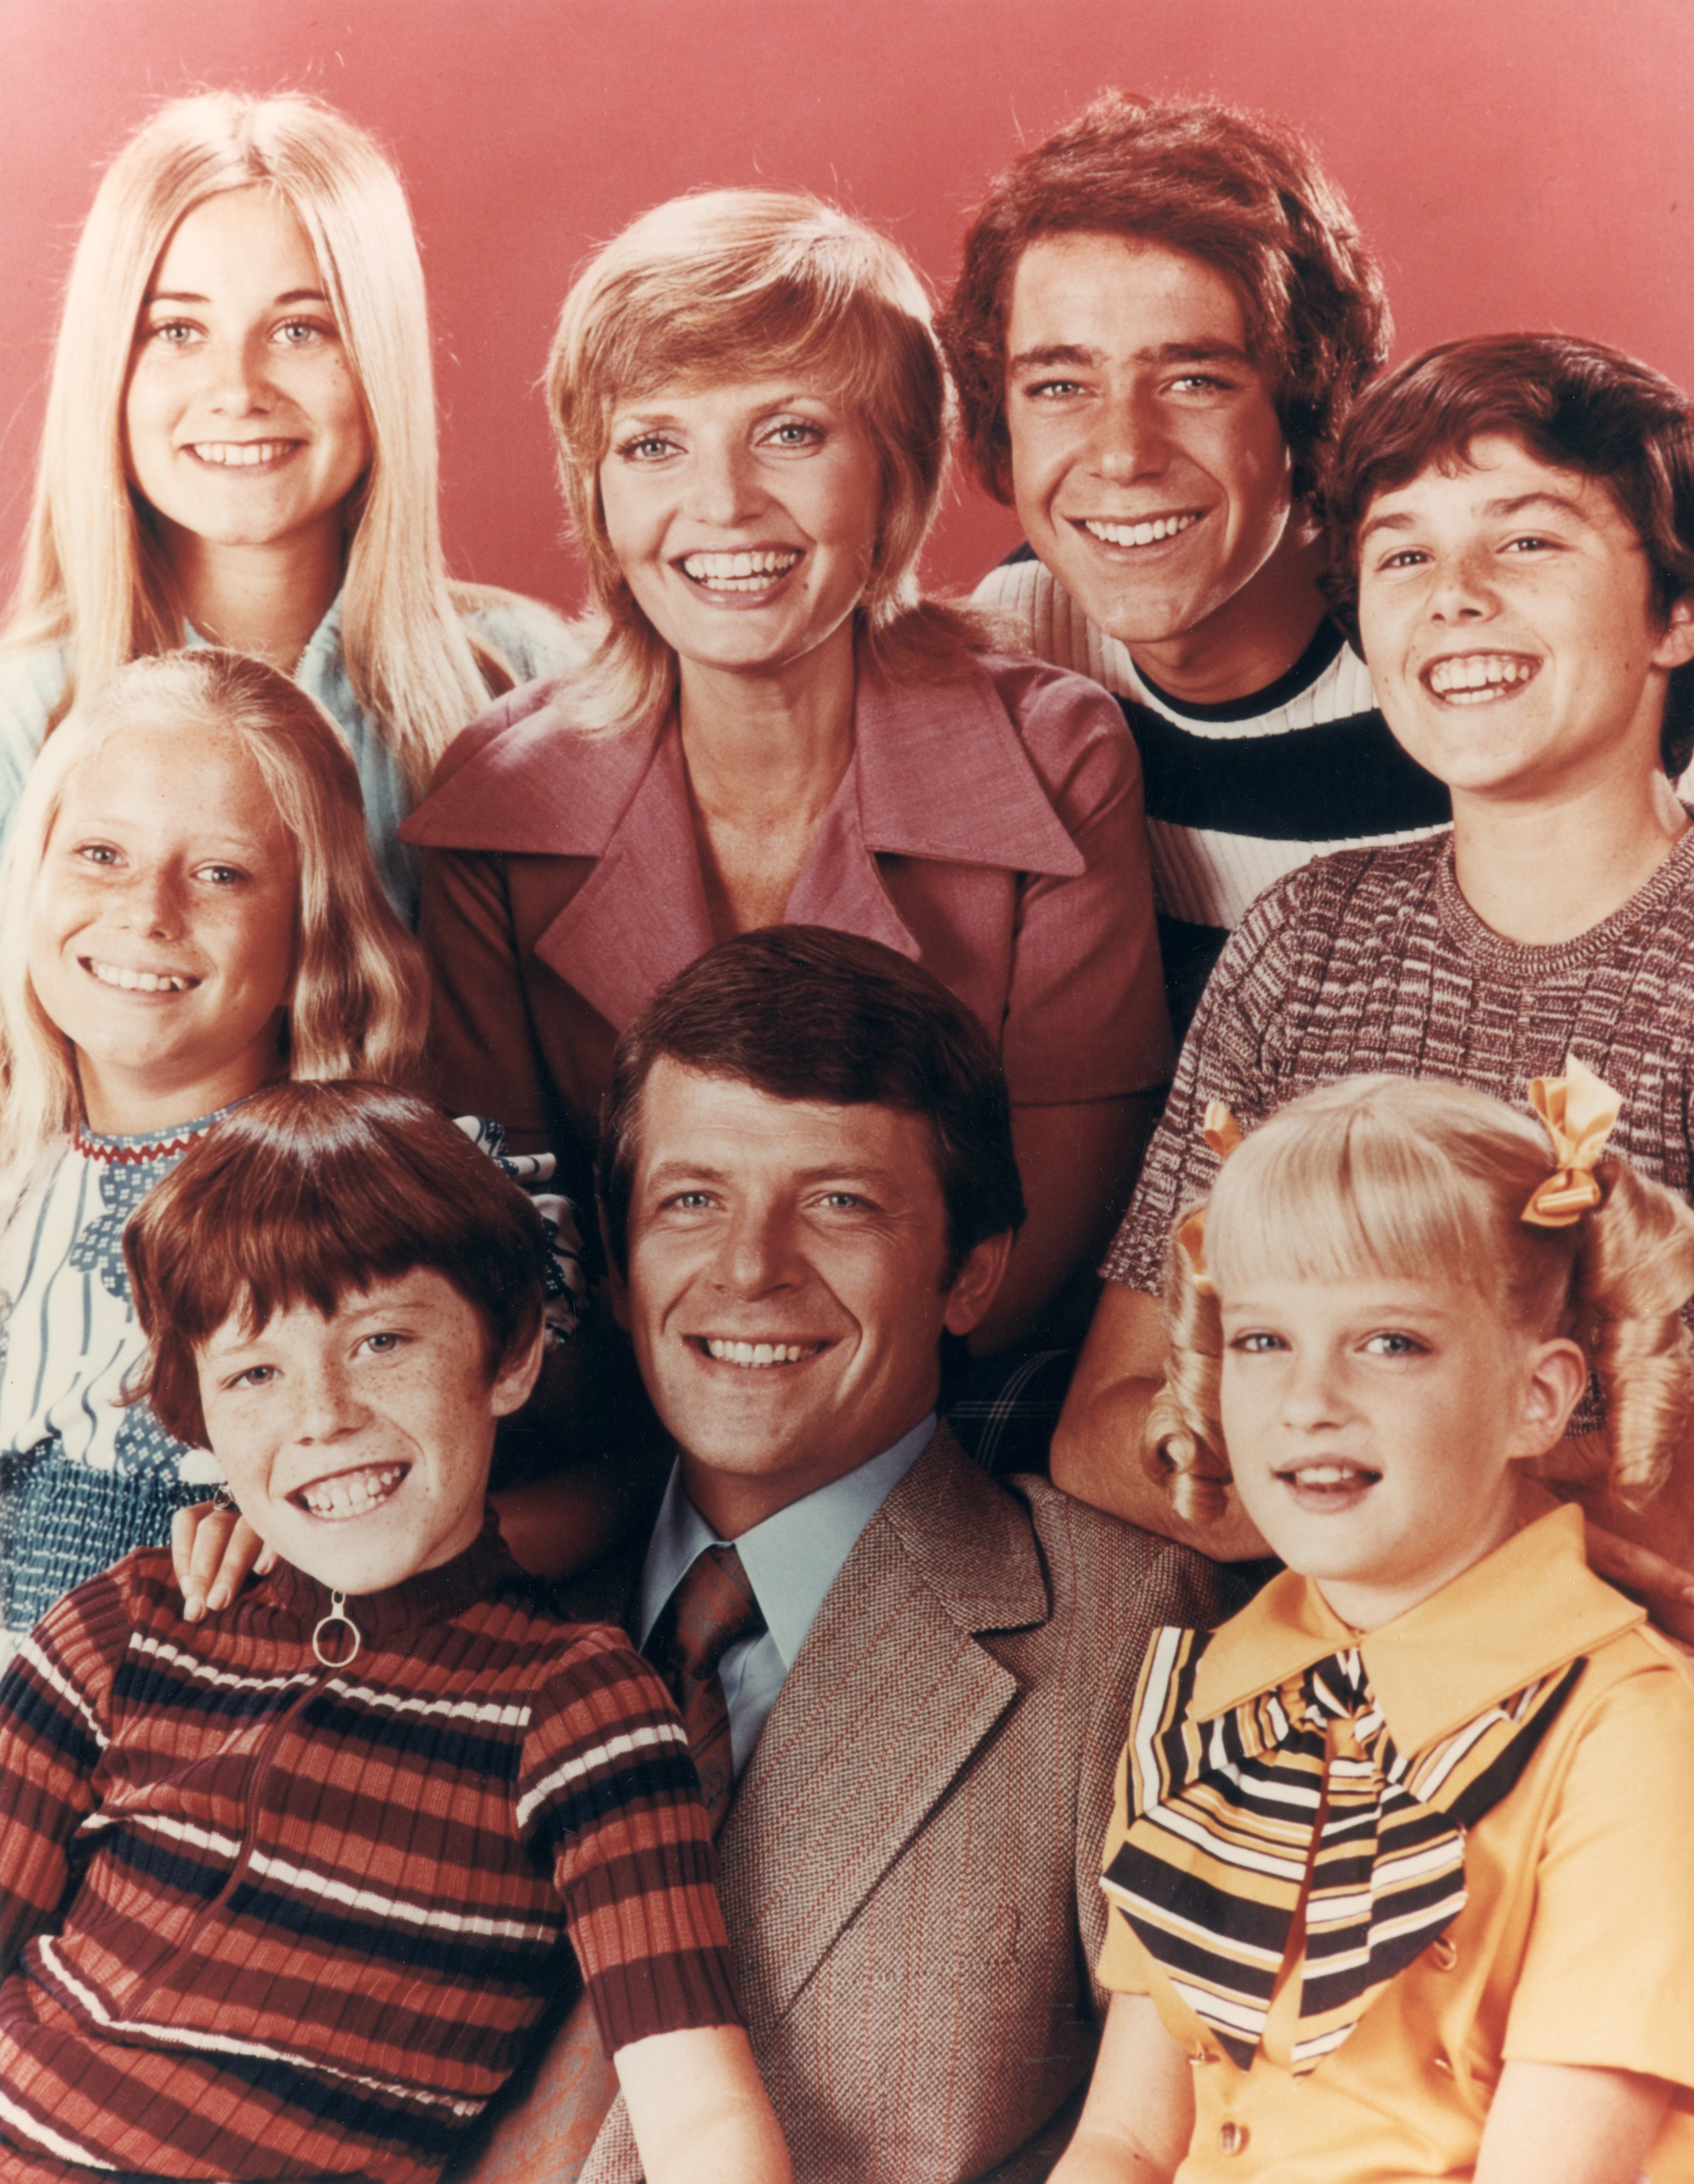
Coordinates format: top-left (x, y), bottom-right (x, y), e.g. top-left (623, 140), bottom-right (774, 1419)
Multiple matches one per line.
top-left (1509, 1335), bottom-right (1589, 1462)
top-left (490, 1319), bottom-right (548, 1419)
top-left (1652, 591), bottom-right (1694, 671)
top-left (940, 1229), bottom-right (1014, 1339)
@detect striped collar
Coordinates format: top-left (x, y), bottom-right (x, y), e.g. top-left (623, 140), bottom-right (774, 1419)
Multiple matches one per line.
top-left (1193, 1507), bottom-right (1641, 1757)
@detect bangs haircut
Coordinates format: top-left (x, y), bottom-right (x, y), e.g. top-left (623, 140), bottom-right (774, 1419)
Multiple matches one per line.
top-left (939, 90), bottom-right (1389, 508)
top-left (124, 1081), bottom-right (548, 1450)
top-left (546, 189), bottom-right (982, 733)
top-left (1203, 1076), bottom-right (1575, 1335)
top-left (0, 650), bottom-right (425, 1219)
top-left (597, 925), bottom-right (1024, 1279)
top-left (1150, 1072), bottom-right (1694, 1520)
top-left (1322, 333), bottom-right (1694, 775)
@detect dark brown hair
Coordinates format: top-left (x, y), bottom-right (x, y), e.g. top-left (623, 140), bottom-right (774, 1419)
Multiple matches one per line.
top-left (596, 926), bottom-right (1025, 1277)
top-left (124, 1082), bottom-right (549, 1448)
top-left (938, 90), bottom-right (1389, 508)
top-left (1321, 333), bottom-right (1694, 777)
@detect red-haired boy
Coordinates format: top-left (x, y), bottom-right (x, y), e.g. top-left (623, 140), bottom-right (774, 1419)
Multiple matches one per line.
top-left (0, 1083), bottom-right (789, 2184)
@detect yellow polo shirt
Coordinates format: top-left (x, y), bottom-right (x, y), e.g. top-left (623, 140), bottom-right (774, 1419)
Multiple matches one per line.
top-left (1098, 1507), bottom-right (1694, 2181)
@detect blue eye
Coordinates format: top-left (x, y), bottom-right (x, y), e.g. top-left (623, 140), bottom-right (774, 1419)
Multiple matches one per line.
top-left (1363, 1330), bottom-right (1425, 1357)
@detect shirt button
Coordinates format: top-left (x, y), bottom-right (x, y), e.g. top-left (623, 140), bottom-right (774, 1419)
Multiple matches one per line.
top-left (1430, 1937), bottom-right (1459, 1971)
top-left (1218, 2120), bottom-right (1248, 2156)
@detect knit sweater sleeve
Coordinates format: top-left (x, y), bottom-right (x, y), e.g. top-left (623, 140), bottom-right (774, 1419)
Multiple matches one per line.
top-left (1102, 862), bottom-right (1318, 1292)
top-left (516, 1625), bottom-right (742, 2056)
top-left (0, 1569), bottom-right (125, 1976)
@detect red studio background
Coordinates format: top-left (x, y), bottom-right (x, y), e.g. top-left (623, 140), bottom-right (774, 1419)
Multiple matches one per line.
top-left (0, 0), bottom-right (1689, 616)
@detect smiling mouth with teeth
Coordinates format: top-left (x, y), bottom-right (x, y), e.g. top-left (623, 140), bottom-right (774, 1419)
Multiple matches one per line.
top-left (84, 957), bottom-right (200, 995)
top-left (699, 1338), bottom-right (824, 1369)
top-left (188, 440), bottom-right (302, 468)
top-left (294, 1462), bottom-right (408, 1519)
top-left (678, 548), bottom-right (804, 593)
top-left (1424, 653), bottom-right (1539, 703)
top-left (1078, 512), bottom-right (1203, 549)
top-left (1275, 1459), bottom-right (1383, 1505)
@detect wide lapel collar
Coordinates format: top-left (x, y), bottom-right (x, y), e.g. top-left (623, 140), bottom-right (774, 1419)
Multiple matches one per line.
top-left (715, 1426), bottom-right (1048, 2030)
top-left (1193, 1508), bottom-right (1643, 1754)
top-left (530, 717), bottom-right (717, 1035)
top-left (402, 686), bottom-right (660, 857)
top-left (782, 651), bottom-right (1085, 960)
top-left (852, 652), bottom-right (1084, 876)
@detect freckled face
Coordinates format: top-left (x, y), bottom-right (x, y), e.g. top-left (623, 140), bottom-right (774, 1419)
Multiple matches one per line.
top-left (619, 1060), bottom-right (1006, 1531)
top-left (26, 719), bottom-right (298, 1129)
top-left (124, 185), bottom-right (372, 560)
top-left (597, 379), bottom-right (885, 682)
top-left (1218, 1267), bottom-right (1583, 1627)
top-left (1003, 233), bottom-right (1293, 654)
top-left (196, 1269), bottom-right (540, 1597)
top-left (1355, 434), bottom-right (1694, 804)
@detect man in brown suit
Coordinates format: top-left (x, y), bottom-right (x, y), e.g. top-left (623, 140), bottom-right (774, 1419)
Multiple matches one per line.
top-left (468, 928), bottom-right (1234, 2184)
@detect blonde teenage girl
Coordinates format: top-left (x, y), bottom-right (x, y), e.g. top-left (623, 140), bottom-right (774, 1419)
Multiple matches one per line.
top-left (0, 91), bottom-right (576, 920)
top-left (0, 648), bottom-right (427, 1647)
top-left (1054, 1069), bottom-right (1694, 2184)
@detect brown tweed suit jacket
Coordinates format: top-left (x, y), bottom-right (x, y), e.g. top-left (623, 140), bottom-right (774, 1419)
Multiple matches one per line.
top-left (576, 1425), bottom-right (1234, 2184)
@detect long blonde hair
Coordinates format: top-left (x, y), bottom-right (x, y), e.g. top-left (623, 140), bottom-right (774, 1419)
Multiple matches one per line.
top-left (0, 650), bottom-right (427, 1215)
top-left (1149, 1074), bottom-right (1694, 1518)
top-left (3, 91), bottom-right (517, 796)
top-left (545, 187), bottom-right (985, 734)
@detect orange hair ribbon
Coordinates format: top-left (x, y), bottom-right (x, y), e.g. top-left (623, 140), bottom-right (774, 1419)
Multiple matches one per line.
top-left (1174, 1101), bottom-right (1244, 1297)
top-left (1522, 1055), bottom-right (1622, 1228)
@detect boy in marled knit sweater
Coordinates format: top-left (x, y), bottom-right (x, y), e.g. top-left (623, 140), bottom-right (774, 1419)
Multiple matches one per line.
top-left (0, 1083), bottom-right (792, 2184)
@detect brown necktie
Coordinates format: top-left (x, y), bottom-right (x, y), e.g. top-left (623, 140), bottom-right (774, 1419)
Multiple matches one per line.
top-left (644, 1542), bottom-right (767, 1837)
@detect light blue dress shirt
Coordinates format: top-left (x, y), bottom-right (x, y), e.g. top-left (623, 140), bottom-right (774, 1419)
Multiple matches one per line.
top-left (639, 1414), bottom-right (937, 1780)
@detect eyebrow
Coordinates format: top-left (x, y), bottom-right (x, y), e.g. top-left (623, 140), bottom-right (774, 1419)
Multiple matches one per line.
top-left (143, 288), bottom-right (331, 307)
top-left (1007, 339), bottom-right (1251, 374)
top-left (1361, 488), bottom-right (1596, 545)
top-left (641, 1160), bottom-right (895, 1190)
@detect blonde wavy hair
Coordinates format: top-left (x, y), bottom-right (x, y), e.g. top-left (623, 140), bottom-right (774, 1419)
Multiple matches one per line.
top-left (0, 650), bottom-right (427, 1217)
top-left (2, 90), bottom-right (524, 797)
top-left (544, 187), bottom-right (984, 734)
top-left (1148, 1074), bottom-right (1694, 1520)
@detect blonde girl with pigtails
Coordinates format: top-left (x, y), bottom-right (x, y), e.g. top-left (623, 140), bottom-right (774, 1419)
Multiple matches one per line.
top-left (1051, 1066), bottom-right (1694, 2184)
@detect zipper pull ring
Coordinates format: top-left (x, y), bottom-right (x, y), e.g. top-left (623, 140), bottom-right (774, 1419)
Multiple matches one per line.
top-left (312, 1591), bottom-right (362, 1668)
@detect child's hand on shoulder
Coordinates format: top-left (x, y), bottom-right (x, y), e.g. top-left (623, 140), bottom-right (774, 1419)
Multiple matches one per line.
top-left (171, 1493), bottom-right (275, 1622)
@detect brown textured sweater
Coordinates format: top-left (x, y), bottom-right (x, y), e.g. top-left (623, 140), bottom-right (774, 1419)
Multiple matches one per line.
top-left (1106, 825), bottom-right (1694, 1295)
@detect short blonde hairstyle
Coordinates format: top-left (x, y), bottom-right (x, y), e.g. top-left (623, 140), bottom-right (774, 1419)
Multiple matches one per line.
top-left (1148, 1074), bottom-right (1694, 1518)
top-left (545, 188), bottom-right (980, 731)
top-left (0, 650), bottom-right (427, 1210)
top-left (3, 91), bottom-right (518, 795)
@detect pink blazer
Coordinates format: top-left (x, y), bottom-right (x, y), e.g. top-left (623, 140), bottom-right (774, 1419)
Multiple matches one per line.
top-left (402, 650), bottom-right (1172, 1155)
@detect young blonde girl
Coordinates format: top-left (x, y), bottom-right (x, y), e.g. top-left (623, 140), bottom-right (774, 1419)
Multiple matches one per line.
top-left (0, 90), bottom-right (577, 918)
top-left (1055, 1070), bottom-right (1694, 2184)
top-left (0, 647), bottom-right (427, 1646)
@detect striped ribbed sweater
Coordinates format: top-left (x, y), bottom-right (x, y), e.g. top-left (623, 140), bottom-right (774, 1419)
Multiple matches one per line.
top-left (1108, 824), bottom-right (1694, 1297)
top-left (0, 1515), bottom-right (739, 2182)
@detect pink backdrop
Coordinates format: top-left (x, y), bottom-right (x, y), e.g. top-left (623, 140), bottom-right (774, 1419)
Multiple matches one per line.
top-left (1, 0), bottom-right (1689, 615)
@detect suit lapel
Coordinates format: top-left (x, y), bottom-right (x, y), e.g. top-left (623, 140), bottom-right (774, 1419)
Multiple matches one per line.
top-left (714, 1429), bottom-right (1047, 2029)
